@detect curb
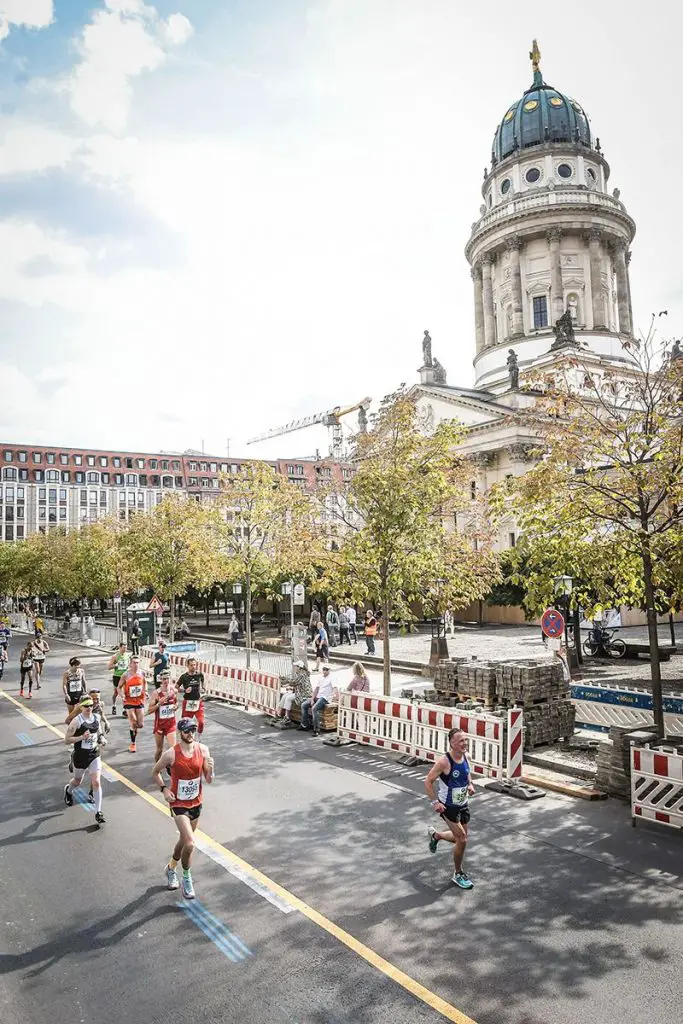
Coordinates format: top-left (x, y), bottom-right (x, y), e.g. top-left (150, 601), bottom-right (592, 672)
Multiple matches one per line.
top-left (522, 771), bottom-right (607, 801)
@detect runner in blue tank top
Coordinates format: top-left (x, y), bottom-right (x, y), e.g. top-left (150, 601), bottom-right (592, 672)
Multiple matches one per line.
top-left (424, 727), bottom-right (476, 889)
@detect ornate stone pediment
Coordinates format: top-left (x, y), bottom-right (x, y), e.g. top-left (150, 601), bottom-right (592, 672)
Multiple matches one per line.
top-left (506, 443), bottom-right (537, 463)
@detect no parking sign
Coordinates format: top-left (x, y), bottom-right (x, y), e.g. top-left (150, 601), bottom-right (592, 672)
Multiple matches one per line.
top-left (541, 607), bottom-right (565, 639)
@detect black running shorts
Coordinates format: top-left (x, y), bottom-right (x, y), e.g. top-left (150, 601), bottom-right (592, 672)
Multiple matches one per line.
top-left (441, 804), bottom-right (471, 825)
top-left (170, 805), bottom-right (202, 821)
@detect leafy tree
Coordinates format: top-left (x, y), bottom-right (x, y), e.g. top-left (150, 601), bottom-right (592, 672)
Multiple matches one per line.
top-left (505, 326), bottom-right (683, 734)
top-left (124, 495), bottom-right (219, 640)
top-left (214, 462), bottom-right (319, 663)
top-left (321, 390), bottom-right (500, 695)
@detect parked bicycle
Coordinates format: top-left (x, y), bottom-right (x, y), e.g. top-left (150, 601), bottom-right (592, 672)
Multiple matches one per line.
top-left (582, 626), bottom-right (626, 659)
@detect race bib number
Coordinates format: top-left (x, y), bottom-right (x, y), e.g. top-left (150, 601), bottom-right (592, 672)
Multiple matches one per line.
top-left (128, 684), bottom-right (143, 698)
top-left (176, 777), bottom-right (200, 801)
top-left (184, 699), bottom-right (200, 712)
top-left (80, 732), bottom-right (96, 750)
top-left (159, 703), bottom-right (175, 719)
top-left (22, 660), bottom-right (33, 669)
top-left (69, 679), bottom-right (82, 692)
top-left (451, 786), bottom-right (469, 806)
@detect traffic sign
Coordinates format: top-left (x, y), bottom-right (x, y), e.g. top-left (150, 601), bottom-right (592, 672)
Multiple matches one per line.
top-left (293, 584), bottom-right (305, 605)
top-left (233, 584), bottom-right (242, 595)
top-left (147, 595), bottom-right (164, 615)
top-left (541, 607), bottom-right (565, 639)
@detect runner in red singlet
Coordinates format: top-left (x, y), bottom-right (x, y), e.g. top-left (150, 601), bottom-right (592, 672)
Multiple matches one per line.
top-left (117, 656), bottom-right (147, 753)
top-left (152, 717), bottom-right (214, 900)
top-left (146, 669), bottom-right (178, 763)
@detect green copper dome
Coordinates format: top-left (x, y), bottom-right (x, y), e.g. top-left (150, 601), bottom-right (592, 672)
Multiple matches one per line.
top-left (492, 43), bottom-right (593, 165)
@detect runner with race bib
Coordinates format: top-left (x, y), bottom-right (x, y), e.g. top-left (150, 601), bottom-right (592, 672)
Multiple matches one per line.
top-left (117, 656), bottom-right (147, 753)
top-left (152, 717), bottom-right (214, 900)
top-left (62, 657), bottom-right (87, 709)
top-left (177, 657), bottom-right (205, 735)
top-left (107, 642), bottom-right (130, 716)
top-left (424, 727), bottom-right (476, 889)
top-left (64, 696), bottom-right (107, 826)
top-left (147, 669), bottom-right (179, 763)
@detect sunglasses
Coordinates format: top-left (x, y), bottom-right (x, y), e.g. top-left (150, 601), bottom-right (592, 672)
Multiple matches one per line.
top-left (180, 726), bottom-right (197, 735)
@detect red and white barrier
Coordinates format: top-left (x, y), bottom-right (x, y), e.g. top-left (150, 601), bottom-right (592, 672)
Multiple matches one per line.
top-left (631, 744), bottom-right (683, 831)
top-left (337, 692), bottom-right (523, 780)
top-left (139, 646), bottom-right (281, 717)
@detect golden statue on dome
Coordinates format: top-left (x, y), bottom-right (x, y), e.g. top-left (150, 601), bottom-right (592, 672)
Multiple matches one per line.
top-left (529, 39), bottom-right (541, 74)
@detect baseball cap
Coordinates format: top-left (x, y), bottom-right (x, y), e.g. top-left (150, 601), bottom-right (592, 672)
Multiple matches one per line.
top-left (177, 717), bottom-right (198, 733)
top-left (322, 666), bottom-right (330, 674)
top-left (80, 698), bottom-right (94, 708)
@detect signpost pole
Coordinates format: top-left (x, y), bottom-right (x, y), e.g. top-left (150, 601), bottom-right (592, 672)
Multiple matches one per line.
top-left (290, 579), bottom-right (295, 653)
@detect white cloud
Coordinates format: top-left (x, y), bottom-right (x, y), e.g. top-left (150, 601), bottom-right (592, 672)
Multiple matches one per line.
top-left (0, 0), bottom-right (53, 41)
top-left (66, 1), bottom-right (192, 133)
top-left (0, 121), bottom-right (80, 175)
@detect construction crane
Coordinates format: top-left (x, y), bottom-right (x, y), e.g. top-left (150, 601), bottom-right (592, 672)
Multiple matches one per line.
top-left (247, 397), bottom-right (371, 459)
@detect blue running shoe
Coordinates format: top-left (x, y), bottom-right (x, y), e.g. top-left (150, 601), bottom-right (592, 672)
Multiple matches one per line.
top-left (452, 871), bottom-right (474, 890)
top-left (181, 872), bottom-right (195, 900)
top-left (166, 865), bottom-right (180, 890)
top-left (427, 825), bottom-right (439, 854)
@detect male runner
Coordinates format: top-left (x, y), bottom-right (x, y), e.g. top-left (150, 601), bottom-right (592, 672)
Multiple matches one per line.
top-left (177, 657), bottom-right (205, 734)
top-left (64, 696), bottom-right (107, 825)
top-left (31, 633), bottom-right (50, 689)
top-left (117, 655), bottom-right (147, 752)
top-left (152, 717), bottom-right (214, 900)
top-left (147, 669), bottom-right (178, 762)
top-left (107, 642), bottom-right (130, 715)
top-left (424, 727), bottom-right (476, 889)
top-left (150, 641), bottom-right (169, 688)
top-left (62, 657), bottom-right (87, 709)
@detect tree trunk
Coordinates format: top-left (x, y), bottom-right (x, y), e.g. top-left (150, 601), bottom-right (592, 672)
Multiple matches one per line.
top-left (572, 603), bottom-right (583, 665)
top-left (205, 593), bottom-right (210, 628)
top-left (170, 594), bottom-right (176, 645)
top-left (246, 577), bottom-right (252, 669)
top-left (382, 597), bottom-right (391, 697)
top-left (642, 539), bottom-right (664, 736)
top-left (79, 595), bottom-right (85, 640)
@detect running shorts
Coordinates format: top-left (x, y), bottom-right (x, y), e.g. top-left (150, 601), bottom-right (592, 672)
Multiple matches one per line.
top-left (153, 717), bottom-right (177, 736)
top-left (441, 805), bottom-right (471, 825)
top-left (182, 703), bottom-right (204, 733)
top-left (73, 756), bottom-right (102, 776)
top-left (170, 804), bottom-right (202, 821)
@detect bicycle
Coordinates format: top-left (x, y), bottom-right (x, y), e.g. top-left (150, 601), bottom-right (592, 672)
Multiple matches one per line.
top-left (582, 627), bottom-right (626, 659)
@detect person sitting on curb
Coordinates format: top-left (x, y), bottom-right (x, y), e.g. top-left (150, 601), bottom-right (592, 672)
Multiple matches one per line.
top-left (300, 665), bottom-right (338, 736)
top-left (347, 661), bottom-right (370, 693)
top-left (275, 661), bottom-right (312, 726)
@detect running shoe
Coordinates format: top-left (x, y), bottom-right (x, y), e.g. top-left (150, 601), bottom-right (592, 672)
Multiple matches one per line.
top-left (87, 790), bottom-right (94, 804)
top-left (452, 871), bottom-right (474, 890)
top-left (181, 872), bottom-right (196, 900)
top-left (27, 693), bottom-right (32, 699)
top-left (427, 825), bottom-right (439, 854)
top-left (63, 785), bottom-right (74, 807)
top-left (166, 865), bottom-right (180, 891)
top-left (128, 742), bottom-right (136, 753)
top-left (111, 708), bottom-right (117, 716)
top-left (95, 812), bottom-right (105, 825)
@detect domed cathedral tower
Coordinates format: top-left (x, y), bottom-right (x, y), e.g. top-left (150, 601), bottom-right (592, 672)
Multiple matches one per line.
top-left (466, 40), bottom-right (636, 393)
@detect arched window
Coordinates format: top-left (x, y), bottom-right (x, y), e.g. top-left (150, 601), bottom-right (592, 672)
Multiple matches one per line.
top-left (3, 467), bottom-right (16, 480)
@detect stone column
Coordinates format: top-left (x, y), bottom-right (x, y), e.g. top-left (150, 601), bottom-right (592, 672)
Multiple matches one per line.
top-left (611, 241), bottom-right (632, 336)
top-left (481, 254), bottom-right (495, 348)
top-left (547, 228), bottom-right (564, 322)
top-left (472, 264), bottom-right (485, 353)
top-left (625, 249), bottom-right (634, 336)
top-left (507, 237), bottom-right (524, 337)
top-left (587, 229), bottom-right (605, 329)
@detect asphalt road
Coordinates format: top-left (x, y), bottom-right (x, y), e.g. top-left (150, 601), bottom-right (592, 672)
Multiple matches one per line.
top-left (1, 636), bottom-right (682, 1024)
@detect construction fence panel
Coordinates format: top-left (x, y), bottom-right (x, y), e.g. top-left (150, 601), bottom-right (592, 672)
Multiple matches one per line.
top-left (572, 683), bottom-right (683, 736)
top-left (337, 693), bottom-right (523, 780)
top-left (631, 744), bottom-right (683, 832)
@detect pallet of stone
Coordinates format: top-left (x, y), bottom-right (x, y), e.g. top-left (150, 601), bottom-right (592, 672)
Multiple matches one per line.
top-left (456, 661), bottom-right (498, 704)
top-left (289, 703), bottom-right (339, 732)
top-left (496, 660), bottom-right (565, 704)
top-left (522, 699), bottom-right (576, 748)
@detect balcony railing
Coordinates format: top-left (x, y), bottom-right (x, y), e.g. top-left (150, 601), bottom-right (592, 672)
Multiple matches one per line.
top-left (470, 189), bottom-right (630, 238)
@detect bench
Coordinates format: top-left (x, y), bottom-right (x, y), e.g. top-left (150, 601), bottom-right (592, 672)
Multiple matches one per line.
top-left (289, 702), bottom-right (339, 732)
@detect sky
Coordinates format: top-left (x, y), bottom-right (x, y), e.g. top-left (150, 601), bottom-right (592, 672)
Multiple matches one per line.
top-left (0, 0), bottom-right (681, 460)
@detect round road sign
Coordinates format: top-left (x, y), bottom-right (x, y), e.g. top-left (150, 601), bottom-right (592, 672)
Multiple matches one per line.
top-left (541, 607), bottom-right (565, 639)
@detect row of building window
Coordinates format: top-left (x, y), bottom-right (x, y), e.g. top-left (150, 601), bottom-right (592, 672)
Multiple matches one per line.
top-left (2, 451), bottom-right (182, 471)
top-left (1, 467), bottom-right (182, 487)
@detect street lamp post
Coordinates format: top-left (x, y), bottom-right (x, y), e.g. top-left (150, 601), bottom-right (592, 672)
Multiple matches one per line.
top-left (429, 577), bottom-right (449, 667)
top-left (281, 581), bottom-right (295, 648)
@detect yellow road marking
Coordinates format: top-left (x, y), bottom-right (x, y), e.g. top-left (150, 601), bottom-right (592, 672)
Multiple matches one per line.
top-left (0, 689), bottom-right (478, 1024)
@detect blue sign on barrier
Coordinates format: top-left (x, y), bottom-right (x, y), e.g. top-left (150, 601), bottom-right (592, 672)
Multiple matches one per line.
top-left (167, 642), bottom-right (198, 653)
top-left (571, 685), bottom-right (683, 715)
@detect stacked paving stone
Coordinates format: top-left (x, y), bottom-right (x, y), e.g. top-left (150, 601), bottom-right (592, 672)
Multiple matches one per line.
top-left (495, 660), bottom-right (566, 704)
top-left (522, 700), bottom-right (576, 748)
top-left (595, 725), bottom-right (660, 798)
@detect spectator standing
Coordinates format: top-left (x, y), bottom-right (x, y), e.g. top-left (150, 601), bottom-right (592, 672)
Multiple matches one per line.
top-left (314, 622), bottom-right (330, 671)
top-left (338, 607), bottom-right (351, 646)
top-left (130, 618), bottom-right (142, 655)
top-left (228, 614), bottom-right (240, 646)
top-left (347, 662), bottom-right (370, 693)
top-left (364, 611), bottom-right (378, 656)
top-left (151, 640), bottom-right (169, 688)
top-left (443, 609), bottom-right (454, 636)
top-left (309, 606), bottom-right (321, 641)
top-left (346, 605), bottom-right (357, 644)
top-left (300, 665), bottom-right (338, 736)
top-left (86, 613), bottom-right (96, 639)
top-left (326, 605), bottom-right (339, 648)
